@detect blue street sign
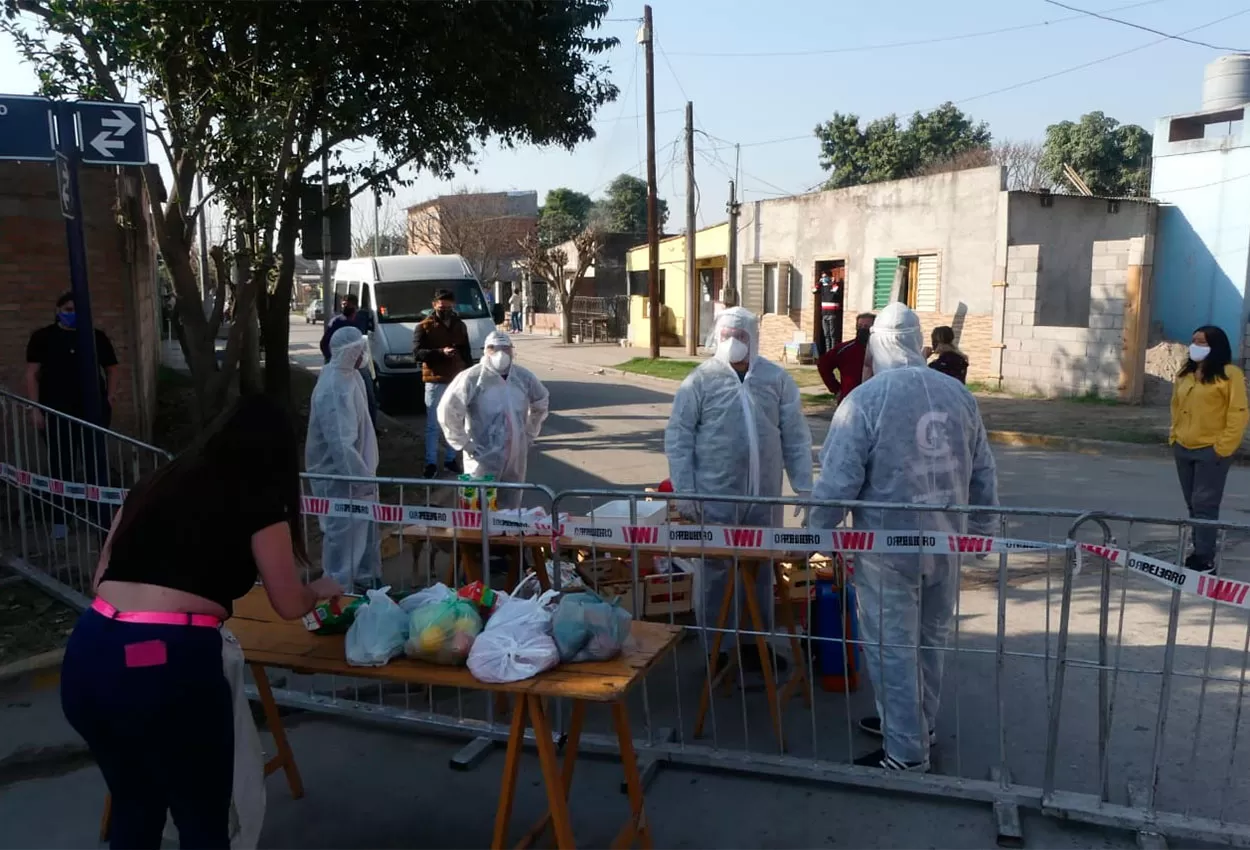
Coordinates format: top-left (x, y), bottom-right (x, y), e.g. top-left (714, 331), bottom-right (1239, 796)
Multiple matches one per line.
top-left (76, 100), bottom-right (147, 166)
top-left (0, 94), bottom-right (54, 162)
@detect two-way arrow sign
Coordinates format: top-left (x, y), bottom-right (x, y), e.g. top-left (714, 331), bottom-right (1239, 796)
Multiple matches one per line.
top-left (88, 108), bottom-right (136, 159)
top-left (76, 101), bottom-right (147, 166)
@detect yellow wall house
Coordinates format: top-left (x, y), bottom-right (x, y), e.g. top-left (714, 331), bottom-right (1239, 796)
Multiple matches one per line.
top-left (625, 222), bottom-right (729, 349)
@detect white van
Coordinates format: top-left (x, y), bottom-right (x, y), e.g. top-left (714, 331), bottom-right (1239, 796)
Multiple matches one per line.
top-left (329, 254), bottom-right (502, 411)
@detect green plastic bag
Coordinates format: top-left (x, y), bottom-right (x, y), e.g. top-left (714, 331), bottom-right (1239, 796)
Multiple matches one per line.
top-left (302, 595), bottom-right (365, 634)
top-left (404, 599), bottom-right (483, 665)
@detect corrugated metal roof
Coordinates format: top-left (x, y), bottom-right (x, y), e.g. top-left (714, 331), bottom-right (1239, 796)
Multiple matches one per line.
top-left (1008, 189), bottom-right (1159, 204)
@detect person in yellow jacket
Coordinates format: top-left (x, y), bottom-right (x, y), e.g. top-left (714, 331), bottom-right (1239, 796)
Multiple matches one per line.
top-left (1170, 325), bottom-right (1249, 574)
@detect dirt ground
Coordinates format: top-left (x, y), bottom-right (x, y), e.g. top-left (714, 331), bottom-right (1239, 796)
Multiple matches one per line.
top-left (0, 580), bottom-right (76, 666)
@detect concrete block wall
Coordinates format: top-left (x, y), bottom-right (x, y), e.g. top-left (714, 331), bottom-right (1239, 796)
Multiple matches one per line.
top-left (0, 162), bottom-right (158, 441)
top-left (999, 237), bottom-right (1147, 397)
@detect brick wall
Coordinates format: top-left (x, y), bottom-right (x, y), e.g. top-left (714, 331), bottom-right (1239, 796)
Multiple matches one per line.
top-left (0, 162), bottom-right (158, 441)
top-left (999, 237), bottom-right (1151, 398)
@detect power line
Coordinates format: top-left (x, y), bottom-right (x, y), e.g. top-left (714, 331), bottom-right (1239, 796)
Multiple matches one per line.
top-left (661, 0), bottom-right (1168, 57)
top-left (681, 6), bottom-right (1250, 153)
top-left (956, 7), bottom-right (1250, 106)
top-left (595, 107), bottom-right (685, 124)
top-left (1042, 0), bottom-right (1249, 50)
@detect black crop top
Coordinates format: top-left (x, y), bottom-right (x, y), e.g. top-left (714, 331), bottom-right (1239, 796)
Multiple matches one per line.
top-left (103, 460), bottom-right (289, 615)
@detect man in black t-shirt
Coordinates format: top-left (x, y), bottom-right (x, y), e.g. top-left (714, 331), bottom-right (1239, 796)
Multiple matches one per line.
top-left (24, 292), bottom-right (120, 534)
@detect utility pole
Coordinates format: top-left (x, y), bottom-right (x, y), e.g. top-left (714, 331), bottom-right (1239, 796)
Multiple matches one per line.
top-left (726, 180), bottom-right (740, 306)
top-left (684, 101), bottom-right (697, 355)
top-left (641, 5), bottom-right (660, 359)
top-left (320, 145), bottom-right (332, 323)
top-left (373, 187), bottom-right (381, 256)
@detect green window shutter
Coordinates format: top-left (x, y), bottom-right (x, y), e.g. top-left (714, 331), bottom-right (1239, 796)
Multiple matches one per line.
top-left (873, 258), bottom-right (899, 310)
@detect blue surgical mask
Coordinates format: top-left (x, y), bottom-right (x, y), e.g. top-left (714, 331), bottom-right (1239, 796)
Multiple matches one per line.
top-left (58, 311), bottom-right (77, 329)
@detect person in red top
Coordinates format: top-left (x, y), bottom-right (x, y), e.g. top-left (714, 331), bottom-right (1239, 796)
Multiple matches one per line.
top-left (817, 312), bottom-right (875, 399)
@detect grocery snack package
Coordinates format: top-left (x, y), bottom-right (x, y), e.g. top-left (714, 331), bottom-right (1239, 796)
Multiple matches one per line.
top-left (403, 598), bottom-right (483, 665)
top-left (457, 474), bottom-right (498, 512)
top-left (302, 594), bottom-right (364, 634)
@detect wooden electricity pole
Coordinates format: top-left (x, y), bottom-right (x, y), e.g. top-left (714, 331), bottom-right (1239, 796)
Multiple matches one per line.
top-left (642, 5), bottom-right (660, 359)
top-left (684, 101), bottom-right (697, 355)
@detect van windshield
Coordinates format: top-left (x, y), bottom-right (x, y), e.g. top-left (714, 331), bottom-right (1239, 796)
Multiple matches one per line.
top-left (373, 279), bottom-right (489, 323)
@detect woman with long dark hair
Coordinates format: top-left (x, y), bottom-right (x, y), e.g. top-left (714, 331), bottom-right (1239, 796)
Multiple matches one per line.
top-left (59, 395), bottom-right (342, 849)
top-left (1170, 325), bottom-right (1249, 574)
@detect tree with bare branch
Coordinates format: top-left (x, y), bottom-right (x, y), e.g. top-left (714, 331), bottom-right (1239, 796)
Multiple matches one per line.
top-left (913, 139), bottom-right (1053, 191)
top-left (516, 228), bottom-right (602, 344)
top-left (407, 190), bottom-right (533, 283)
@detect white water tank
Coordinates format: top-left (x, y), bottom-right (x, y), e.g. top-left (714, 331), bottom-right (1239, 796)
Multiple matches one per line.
top-left (1202, 55), bottom-right (1250, 111)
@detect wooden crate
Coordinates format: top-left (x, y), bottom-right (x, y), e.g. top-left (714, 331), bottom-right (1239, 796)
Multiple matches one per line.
top-left (576, 560), bottom-right (694, 619)
top-left (777, 554), bottom-right (844, 602)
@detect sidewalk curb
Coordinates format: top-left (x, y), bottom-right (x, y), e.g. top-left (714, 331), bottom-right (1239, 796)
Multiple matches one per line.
top-left (0, 649), bottom-right (64, 689)
top-left (986, 430), bottom-right (1169, 460)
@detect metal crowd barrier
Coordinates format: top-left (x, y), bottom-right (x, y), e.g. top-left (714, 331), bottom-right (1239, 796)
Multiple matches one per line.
top-left (0, 388), bottom-right (171, 608)
top-left (6, 391), bottom-right (1250, 845)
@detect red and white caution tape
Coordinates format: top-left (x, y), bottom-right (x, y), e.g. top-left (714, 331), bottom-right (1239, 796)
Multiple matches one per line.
top-left (6, 462), bottom-right (1247, 610)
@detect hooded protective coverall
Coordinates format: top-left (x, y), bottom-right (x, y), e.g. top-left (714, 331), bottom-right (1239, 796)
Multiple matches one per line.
top-left (305, 326), bottom-right (382, 590)
top-left (809, 302), bottom-right (998, 767)
top-left (437, 331), bottom-right (550, 511)
top-left (665, 307), bottom-right (814, 645)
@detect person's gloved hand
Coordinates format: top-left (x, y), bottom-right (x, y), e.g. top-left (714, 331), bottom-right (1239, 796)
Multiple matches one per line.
top-left (792, 491), bottom-right (811, 524)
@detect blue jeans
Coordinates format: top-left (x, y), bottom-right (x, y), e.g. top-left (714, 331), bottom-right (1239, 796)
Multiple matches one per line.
top-left (61, 609), bottom-right (232, 849)
top-left (510, 311), bottom-right (522, 332)
top-left (424, 381), bottom-right (457, 467)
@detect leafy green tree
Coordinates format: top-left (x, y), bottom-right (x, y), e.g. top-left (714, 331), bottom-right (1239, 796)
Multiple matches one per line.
top-left (1041, 112), bottom-right (1152, 196)
top-left (538, 188), bottom-right (594, 246)
top-left (814, 102), bottom-right (991, 189)
top-left (592, 174), bottom-right (668, 233)
top-left (3, 0), bottom-right (618, 423)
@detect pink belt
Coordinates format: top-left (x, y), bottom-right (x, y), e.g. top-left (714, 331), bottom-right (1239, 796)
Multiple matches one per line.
top-left (92, 597), bottom-right (222, 628)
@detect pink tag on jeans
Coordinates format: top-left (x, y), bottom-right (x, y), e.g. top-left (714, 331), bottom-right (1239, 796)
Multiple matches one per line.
top-left (124, 640), bottom-right (168, 668)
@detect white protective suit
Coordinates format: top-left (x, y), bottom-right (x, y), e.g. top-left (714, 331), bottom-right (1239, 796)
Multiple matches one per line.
top-left (665, 307), bottom-right (814, 645)
top-left (305, 326), bottom-right (382, 590)
top-left (436, 331), bottom-right (550, 510)
top-left (809, 302), bottom-right (998, 767)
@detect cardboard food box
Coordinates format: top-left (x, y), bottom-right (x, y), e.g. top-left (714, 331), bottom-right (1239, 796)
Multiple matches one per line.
top-left (575, 558), bottom-right (693, 619)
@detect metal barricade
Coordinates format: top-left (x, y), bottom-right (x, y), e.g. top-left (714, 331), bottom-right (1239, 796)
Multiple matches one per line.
top-left (0, 388), bottom-right (171, 608)
top-left (545, 488), bottom-right (1104, 822)
top-left (1043, 510), bottom-right (1250, 846)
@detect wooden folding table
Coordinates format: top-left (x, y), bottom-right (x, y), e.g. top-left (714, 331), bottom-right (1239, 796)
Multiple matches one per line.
top-left (103, 586), bottom-right (681, 849)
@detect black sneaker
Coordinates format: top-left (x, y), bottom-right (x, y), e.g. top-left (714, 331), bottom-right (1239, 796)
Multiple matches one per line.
top-left (445, 457), bottom-right (463, 475)
top-left (1185, 553), bottom-right (1217, 574)
top-left (853, 747), bottom-right (928, 772)
top-left (422, 463), bottom-right (438, 479)
top-left (858, 716), bottom-right (937, 745)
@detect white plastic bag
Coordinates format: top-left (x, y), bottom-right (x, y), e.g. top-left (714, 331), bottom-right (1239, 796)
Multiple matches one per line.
top-left (398, 582), bottom-right (455, 613)
top-left (346, 587), bottom-right (409, 667)
top-left (163, 627), bottom-right (265, 849)
top-left (467, 591), bottom-right (561, 684)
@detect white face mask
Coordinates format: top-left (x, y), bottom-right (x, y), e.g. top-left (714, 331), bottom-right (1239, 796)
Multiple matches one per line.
top-left (715, 336), bottom-right (748, 365)
top-left (1190, 344), bottom-right (1211, 363)
top-left (487, 350), bottom-right (512, 372)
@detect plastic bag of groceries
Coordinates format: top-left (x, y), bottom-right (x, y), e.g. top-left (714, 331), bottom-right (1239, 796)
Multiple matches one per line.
top-left (513, 560), bottom-right (583, 600)
top-left (346, 587), bottom-right (409, 667)
top-left (551, 591), bottom-right (633, 663)
top-left (404, 598), bottom-right (482, 665)
top-left (398, 582), bottom-right (456, 613)
top-left (467, 591), bottom-right (561, 684)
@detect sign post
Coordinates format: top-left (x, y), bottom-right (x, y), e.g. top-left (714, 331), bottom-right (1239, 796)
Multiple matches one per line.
top-left (1, 94), bottom-right (148, 427)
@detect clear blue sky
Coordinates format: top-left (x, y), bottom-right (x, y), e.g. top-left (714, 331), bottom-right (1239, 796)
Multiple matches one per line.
top-left (3, 0), bottom-right (1248, 233)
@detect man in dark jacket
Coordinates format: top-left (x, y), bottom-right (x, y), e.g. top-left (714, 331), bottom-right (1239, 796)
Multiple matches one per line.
top-left (412, 288), bottom-right (470, 477)
top-left (817, 312), bottom-right (875, 400)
